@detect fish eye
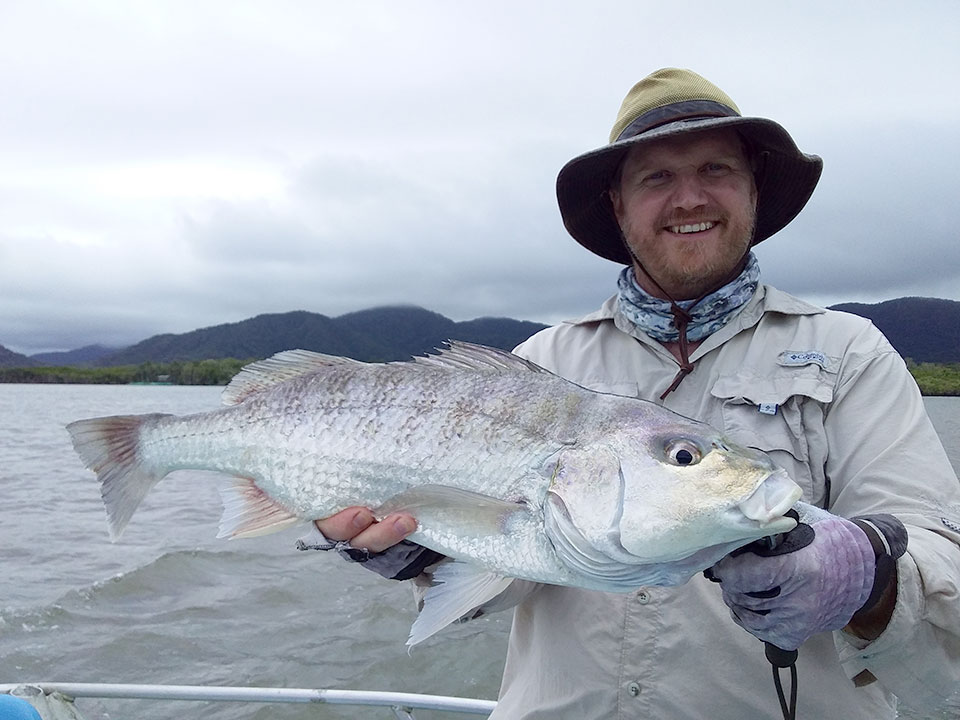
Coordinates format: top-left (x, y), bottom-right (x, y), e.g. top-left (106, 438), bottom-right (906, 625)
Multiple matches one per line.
top-left (665, 439), bottom-right (702, 466)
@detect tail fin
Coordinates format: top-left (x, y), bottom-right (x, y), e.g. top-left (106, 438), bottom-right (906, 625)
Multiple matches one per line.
top-left (66, 414), bottom-right (173, 540)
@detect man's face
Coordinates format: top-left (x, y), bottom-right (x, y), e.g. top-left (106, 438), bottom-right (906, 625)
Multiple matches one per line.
top-left (610, 128), bottom-right (758, 300)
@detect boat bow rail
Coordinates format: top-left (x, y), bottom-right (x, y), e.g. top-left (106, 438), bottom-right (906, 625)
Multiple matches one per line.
top-left (0, 682), bottom-right (497, 719)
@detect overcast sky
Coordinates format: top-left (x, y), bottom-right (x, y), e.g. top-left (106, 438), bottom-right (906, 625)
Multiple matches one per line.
top-left (2, 1), bottom-right (958, 354)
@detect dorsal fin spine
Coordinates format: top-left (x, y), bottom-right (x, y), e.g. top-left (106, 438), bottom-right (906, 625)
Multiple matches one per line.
top-left (221, 341), bottom-right (550, 406)
top-left (221, 350), bottom-right (362, 405)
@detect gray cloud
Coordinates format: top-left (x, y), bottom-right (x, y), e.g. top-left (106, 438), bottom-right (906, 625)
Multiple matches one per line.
top-left (1, 1), bottom-right (958, 354)
top-left (757, 118), bottom-right (960, 305)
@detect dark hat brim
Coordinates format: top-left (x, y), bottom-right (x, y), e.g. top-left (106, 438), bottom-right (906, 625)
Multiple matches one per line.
top-left (556, 116), bottom-right (823, 265)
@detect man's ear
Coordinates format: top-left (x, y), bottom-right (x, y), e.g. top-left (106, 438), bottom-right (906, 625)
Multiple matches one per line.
top-left (608, 187), bottom-right (624, 227)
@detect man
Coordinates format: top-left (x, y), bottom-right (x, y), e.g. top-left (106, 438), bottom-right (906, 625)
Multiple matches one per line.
top-left (313, 69), bottom-right (960, 718)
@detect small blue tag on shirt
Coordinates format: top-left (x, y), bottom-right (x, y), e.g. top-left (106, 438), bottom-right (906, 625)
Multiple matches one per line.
top-left (942, 517), bottom-right (960, 534)
top-left (758, 403), bottom-right (779, 415)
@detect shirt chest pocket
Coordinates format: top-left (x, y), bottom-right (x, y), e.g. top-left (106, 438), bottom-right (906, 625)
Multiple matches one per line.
top-left (710, 373), bottom-right (835, 506)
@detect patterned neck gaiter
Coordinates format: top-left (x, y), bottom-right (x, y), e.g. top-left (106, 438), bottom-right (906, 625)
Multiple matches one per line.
top-left (617, 252), bottom-right (760, 343)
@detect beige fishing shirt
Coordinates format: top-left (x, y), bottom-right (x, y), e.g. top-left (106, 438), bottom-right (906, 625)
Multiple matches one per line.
top-left (486, 284), bottom-right (960, 720)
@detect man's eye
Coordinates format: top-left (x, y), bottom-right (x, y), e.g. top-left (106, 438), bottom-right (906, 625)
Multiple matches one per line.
top-left (641, 170), bottom-right (670, 186)
top-left (702, 162), bottom-right (730, 175)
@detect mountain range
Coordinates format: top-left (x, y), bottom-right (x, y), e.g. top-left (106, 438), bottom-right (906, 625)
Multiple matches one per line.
top-left (0, 306), bottom-right (549, 368)
top-left (2, 297), bottom-right (958, 368)
top-left (828, 297), bottom-right (960, 364)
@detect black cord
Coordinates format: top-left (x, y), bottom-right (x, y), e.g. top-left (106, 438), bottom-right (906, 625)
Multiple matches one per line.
top-left (765, 643), bottom-right (798, 720)
top-left (771, 663), bottom-right (798, 720)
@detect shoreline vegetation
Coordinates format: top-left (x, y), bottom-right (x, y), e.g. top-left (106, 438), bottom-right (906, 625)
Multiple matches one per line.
top-left (0, 358), bottom-right (250, 387)
top-left (906, 361), bottom-right (960, 397)
top-left (0, 358), bottom-right (958, 396)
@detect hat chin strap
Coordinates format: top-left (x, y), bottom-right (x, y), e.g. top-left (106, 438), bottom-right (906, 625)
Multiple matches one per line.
top-left (620, 238), bottom-right (752, 400)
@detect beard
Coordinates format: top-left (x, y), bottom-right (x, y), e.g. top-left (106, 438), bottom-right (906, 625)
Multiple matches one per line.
top-left (622, 203), bottom-right (757, 300)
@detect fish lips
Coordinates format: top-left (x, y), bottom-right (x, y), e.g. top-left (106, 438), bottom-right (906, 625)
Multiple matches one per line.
top-left (735, 468), bottom-right (802, 525)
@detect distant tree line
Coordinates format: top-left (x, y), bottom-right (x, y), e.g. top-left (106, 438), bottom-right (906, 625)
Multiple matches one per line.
top-left (0, 358), bottom-right (251, 385)
top-left (1, 357), bottom-right (958, 396)
top-left (907, 361), bottom-right (960, 397)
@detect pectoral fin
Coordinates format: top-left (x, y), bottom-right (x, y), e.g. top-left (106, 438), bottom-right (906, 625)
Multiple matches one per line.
top-left (374, 484), bottom-right (528, 540)
top-left (407, 560), bottom-right (514, 646)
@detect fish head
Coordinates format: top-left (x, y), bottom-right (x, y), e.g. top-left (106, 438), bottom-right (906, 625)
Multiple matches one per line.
top-left (545, 410), bottom-right (802, 589)
top-left (616, 432), bottom-right (801, 561)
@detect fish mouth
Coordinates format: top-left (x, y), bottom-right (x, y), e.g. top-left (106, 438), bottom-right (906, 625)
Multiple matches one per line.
top-left (736, 468), bottom-right (803, 529)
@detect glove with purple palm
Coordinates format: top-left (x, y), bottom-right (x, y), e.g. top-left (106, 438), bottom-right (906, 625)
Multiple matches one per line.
top-left (706, 502), bottom-right (884, 651)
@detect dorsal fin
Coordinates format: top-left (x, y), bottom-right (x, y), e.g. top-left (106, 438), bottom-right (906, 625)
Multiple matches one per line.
top-left (412, 341), bottom-right (550, 375)
top-left (222, 350), bottom-right (363, 405)
top-left (222, 342), bottom-right (549, 406)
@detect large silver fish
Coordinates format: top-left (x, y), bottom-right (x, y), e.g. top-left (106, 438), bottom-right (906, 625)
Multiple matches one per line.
top-left (67, 342), bottom-right (801, 644)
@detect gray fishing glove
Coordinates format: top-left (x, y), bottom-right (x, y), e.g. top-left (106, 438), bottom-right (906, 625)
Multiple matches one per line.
top-left (296, 525), bottom-right (445, 581)
top-left (706, 502), bottom-right (906, 651)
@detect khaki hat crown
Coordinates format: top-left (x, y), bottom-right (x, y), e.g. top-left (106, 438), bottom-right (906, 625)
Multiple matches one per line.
top-left (609, 69), bottom-right (741, 143)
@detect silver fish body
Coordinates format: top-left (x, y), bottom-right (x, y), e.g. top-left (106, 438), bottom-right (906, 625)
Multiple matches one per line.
top-left (68, 342), bottom-right (801, 643)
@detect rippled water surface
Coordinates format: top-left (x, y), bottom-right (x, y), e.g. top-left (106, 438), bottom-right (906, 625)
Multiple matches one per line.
top-left (0, 385), bottom-right (957, 718)
top-left (0, 385), bottom-right (509, 719)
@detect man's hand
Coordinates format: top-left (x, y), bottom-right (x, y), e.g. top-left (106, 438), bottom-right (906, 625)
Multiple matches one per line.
top-left (305, 507), bottom-right (446, 582)
top-left (314, 507), bottom-right (417, 552)
top-left (706, 502), bottom-right (878, 651)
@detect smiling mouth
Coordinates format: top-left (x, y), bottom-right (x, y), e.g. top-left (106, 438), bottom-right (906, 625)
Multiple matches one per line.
top-left (668, 221), bottom-right (716, 234)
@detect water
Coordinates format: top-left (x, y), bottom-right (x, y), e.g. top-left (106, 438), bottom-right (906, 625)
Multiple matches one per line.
top-left (0, 385), bottom-right (510, 719)
top-left (0, 385), bottom-right (957, 719)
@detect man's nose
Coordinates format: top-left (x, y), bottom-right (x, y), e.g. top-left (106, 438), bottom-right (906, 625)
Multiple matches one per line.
top-left (669, 171), bottom-right (709, 209)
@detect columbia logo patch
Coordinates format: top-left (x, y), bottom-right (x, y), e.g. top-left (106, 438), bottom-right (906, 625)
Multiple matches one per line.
top-left (942, 517), bottom-right (960, 534)
top-left (778, 350), bottom-right (828, 369)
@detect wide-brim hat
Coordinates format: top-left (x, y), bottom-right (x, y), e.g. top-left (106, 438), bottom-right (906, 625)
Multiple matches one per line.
top-left (557, 68), bottom-right (823, 265)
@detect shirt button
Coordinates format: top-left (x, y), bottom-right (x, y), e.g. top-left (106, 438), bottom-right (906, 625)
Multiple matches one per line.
top-left (636, 590), bottom-right (650, 605)
top-left (627, 681), bottom-right (642, 696)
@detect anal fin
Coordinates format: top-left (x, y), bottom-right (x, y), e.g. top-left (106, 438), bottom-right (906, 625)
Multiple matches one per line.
top-left (407, 561), bottom-right (514, 646)
top-left (218, 477), bottom-right (301, 538)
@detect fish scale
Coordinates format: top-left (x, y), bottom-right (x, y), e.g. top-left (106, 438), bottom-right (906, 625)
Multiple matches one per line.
top-left (147, 366), bottom-right (557, 519)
